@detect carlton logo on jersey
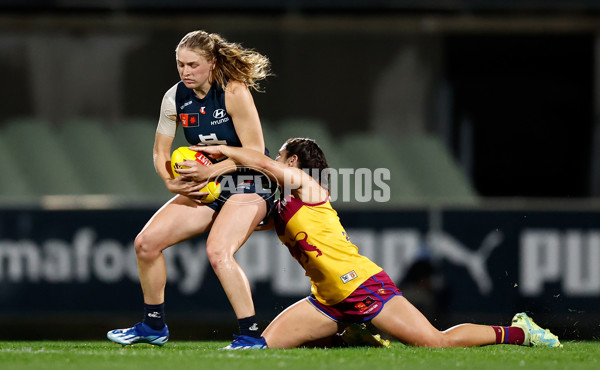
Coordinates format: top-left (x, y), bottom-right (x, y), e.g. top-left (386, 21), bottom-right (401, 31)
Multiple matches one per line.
top-left (180, 113), bottom-right (199, 127)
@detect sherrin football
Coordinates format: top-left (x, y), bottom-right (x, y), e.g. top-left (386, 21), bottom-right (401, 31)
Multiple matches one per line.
top-left (171, 147), bottom-right (221, 203)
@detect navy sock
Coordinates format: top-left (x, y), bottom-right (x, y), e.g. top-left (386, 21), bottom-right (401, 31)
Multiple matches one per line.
top-left (238, 316), bottom-right (260, 338)
top-left (143, 303), bottom-right (166, 331)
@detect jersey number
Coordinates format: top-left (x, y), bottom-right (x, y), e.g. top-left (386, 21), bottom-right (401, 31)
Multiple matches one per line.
top-left (198, 133), bottom-right (227, 145)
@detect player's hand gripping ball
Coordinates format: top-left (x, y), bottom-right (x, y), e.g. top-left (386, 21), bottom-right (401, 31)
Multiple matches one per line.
top-left (171, 147), bottom-right (221, 203)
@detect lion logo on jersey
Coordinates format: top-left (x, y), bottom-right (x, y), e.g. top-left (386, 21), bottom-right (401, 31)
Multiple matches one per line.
top-left (285, 231), bottom-right (322, 267)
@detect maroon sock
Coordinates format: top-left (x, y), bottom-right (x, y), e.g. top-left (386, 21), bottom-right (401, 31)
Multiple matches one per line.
top-left (492, 326), bottom-right (525, 345)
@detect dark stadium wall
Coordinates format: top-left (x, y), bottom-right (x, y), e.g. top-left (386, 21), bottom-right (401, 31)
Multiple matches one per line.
top-left (445, 34), bottom-right (594, 198)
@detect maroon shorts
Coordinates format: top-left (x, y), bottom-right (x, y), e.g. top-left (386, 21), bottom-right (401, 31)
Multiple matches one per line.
top-left (307, 270), bottom-right (402, 323)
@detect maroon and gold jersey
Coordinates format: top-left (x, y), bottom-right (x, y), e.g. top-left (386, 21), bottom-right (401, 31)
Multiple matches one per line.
top-left (274, 195), bottom-right (382, 305)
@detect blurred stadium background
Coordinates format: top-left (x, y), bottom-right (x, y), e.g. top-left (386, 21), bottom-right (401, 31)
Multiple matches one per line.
top-left (1, 1), bottom-right (599, 341)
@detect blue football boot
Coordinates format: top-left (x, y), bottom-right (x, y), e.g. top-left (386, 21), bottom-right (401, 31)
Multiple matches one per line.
top-left (220, 334), bottom-right (268, 350)
top-left (107, 322), bottom-right (169, 346)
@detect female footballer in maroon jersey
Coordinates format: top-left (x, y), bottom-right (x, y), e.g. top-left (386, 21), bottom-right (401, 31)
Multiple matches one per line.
top-left (197, 138), bottom-right (562, 349)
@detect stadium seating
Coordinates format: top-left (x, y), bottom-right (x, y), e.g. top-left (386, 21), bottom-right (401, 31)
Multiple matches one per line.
top-left (56, 119), bottom-right (141, 196)
top-left (0, 131), bottom-right (35, 197)
top-left (110, 119), bottom-right (176, 198)
top-left (0, 117), bottom-right (477, 205)
top-left (337, 134), bottom-right (422, 205)
top-left (394, 135), bottom-right (478, 204)
top-left (269, 118), bottom-right (342, 169)
top-left (258, 119), bottom-right (281, 157)
top-left (1, 118), bottom-right (86, 195)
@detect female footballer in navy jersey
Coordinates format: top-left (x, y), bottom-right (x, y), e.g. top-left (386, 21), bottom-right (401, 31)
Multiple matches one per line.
top-left (107, 30), bottom-right (275, 348)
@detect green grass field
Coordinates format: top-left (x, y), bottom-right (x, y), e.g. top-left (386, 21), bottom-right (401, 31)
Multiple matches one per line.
top-left (1, 341), bottom-right (598, 370)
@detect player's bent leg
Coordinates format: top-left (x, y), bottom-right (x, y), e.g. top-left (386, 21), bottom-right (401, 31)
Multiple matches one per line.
top-left (136, 195), bottom-right (216, 260)
top-left (262, 298), bottom-right (339, 349)
top-left (135, 195), bottom-right (216, 304)
top-left (107, 195), bottom-right (215, 345)
top-left (371, 296), bottom-right (496, 347)
top-left (206, 193), bottom-right (266, 319)
top-left (371, 296), bottom-right (447, 347)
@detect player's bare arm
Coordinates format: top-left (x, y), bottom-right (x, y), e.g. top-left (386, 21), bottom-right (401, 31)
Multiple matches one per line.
top-left (200, 145), bottom-right (327, 204)
top-left (153, 131), bottom-right (176, 181)
top-left (154, 131), bottom-right (208, 196)
top-left (225, 80), bottom-right (265, 154)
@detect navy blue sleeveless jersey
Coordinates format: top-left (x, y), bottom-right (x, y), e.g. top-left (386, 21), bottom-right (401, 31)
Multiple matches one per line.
top-left (175, 81), bottom-right (242, 147)
top-left (173, 80), bottom-right (276, 213)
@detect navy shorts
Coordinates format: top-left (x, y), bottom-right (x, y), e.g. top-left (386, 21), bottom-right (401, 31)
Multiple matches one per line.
top-left (204, 169), bottom-right (277, 214)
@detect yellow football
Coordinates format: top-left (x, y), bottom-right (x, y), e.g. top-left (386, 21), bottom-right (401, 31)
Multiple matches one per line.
top-left (199, 181), bottom-right (222, 204)
top-left (171, 147), bottom-right (212, 177)
top-left (171, 146), bottom-right (221, 204)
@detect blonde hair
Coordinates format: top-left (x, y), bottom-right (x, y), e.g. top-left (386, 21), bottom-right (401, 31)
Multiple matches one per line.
top-left (176, 30), bottom-right (272, 92)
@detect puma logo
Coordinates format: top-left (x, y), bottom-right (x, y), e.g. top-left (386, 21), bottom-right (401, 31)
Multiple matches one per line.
top-left (427, 230), bottom-right (503, 295)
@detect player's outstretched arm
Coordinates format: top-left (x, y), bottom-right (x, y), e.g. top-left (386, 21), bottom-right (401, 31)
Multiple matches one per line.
top-left (195, 145), bottom-right (326, 203)
top-left (193, 145), bottom-right (291, 183)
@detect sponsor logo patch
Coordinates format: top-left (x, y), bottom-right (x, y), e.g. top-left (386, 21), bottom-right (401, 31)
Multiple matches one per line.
top-left (354, 296), bottom-right (376, 312)
top-left (340, 270), bottom-right (358, 284)
top-left (213, 109), bottom-right (226, 119)
top-left (180, 113), bottom-right (199, 127)
top-left (180, 100), bottom-right (193, 110)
